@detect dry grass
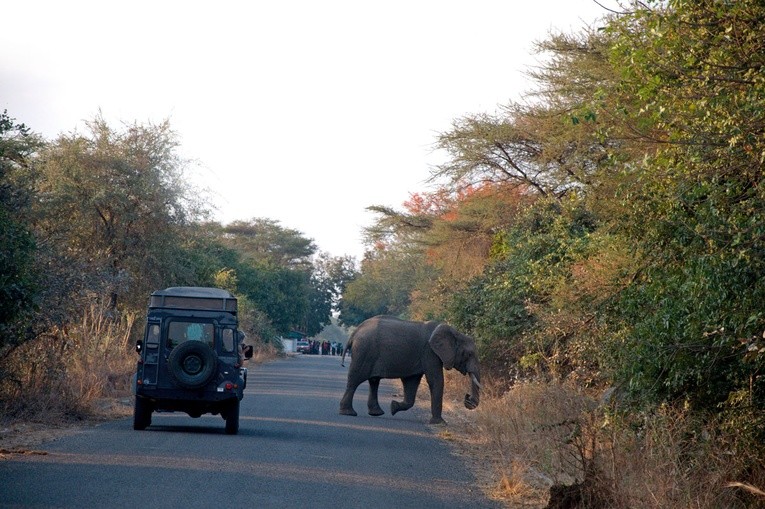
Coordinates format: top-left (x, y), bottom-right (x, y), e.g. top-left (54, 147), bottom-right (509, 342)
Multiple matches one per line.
top-left (249, 341), bottom-right (282, 364)
top-left (0, 302), bottom-right (136, 423)
top-left (0, 300), bottom-right (280, 427)
top-left (440, 372), bottom-right (765, 508)
top-left (604, 404), bottom-right (765, 508)
top-left (439, 371), bottom-right (550, 507)
top-left (0, 303), bottom-right (281, 451)
top-left (493, 461), bottom-right (538, 501)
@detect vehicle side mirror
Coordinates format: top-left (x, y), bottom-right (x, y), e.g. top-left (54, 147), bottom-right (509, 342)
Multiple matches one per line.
top-left (135, 340), bottom-right (143, 353)
top-left (237, 330), bottom-right (247, 342)
top-left (242, 344), bottom-right (254, 359)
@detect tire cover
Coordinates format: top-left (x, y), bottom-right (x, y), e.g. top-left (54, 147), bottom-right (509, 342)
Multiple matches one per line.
top-left (167, 341), bottom-right (217, 389)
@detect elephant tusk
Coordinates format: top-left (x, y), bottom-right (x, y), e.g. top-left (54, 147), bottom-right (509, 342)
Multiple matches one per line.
top-left (470, 373), bottom-right (481, 389)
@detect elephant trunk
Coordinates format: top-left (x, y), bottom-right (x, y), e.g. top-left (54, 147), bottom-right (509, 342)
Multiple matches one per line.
top-left (464, 370), bottom-right (480, 410)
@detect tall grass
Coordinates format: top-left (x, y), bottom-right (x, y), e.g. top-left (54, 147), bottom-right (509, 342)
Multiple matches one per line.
top-left (249, 341), bottom-right (282, 364)
top-left (442, 373), bottom-right (765, 508)
top-left (0, 302), bottom-right (135, 422)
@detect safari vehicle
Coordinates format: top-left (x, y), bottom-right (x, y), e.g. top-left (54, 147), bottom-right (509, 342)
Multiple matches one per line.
top-left (133, 287), bottom-right (253, 434)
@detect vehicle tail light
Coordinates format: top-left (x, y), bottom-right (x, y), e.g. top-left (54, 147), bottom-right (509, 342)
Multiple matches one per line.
top-left (225, 382), bottom-right (233, 390)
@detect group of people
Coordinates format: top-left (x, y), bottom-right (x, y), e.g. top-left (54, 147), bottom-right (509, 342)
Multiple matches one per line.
top-left (304, 339), bottom-right (344, 356)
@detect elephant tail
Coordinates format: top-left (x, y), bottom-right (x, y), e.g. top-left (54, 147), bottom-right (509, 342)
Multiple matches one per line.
top-left (340, 338), bottom-right (352, 367)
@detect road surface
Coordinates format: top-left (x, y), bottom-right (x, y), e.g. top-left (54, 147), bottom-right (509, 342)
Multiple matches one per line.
top-left (1, 354), bottom-right (500, 508)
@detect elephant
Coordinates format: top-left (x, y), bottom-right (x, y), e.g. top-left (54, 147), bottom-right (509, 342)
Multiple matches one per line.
top-left (338, 315), bottom-right (481, 425)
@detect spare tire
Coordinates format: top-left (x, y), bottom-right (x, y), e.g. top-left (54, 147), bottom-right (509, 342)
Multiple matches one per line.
top-left (167, 341), bottom-right (217, 389)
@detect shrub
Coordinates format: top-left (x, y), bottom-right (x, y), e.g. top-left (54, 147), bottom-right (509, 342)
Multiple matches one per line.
top-left (0, 301), bottom-right (135, 421)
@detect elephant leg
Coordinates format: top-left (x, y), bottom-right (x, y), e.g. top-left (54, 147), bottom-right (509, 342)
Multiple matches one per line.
top-left (339, 376), bottom-right (364, 416)
top-left (367, 377), bottom-right (385, 416)
top-left (391, 374), bottom-right (422, 415)
top-left (424, 370), bottom-right (446, 425)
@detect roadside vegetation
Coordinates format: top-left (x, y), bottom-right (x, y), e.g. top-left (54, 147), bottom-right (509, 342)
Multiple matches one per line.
top-left (340, 1), bottom-right (765, 507)
top-left (0, 112), bottom-right (356, 423)
top-left (2, 1), bottom-right (765, 507)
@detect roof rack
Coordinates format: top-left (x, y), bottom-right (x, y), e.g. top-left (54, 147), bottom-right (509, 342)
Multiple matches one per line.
top-left (149, 287), bottom-right (237, 314)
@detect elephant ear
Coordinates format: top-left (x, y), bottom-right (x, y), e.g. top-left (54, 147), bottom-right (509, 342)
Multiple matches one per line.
top-left (429, 324), bottom-right (456, 369)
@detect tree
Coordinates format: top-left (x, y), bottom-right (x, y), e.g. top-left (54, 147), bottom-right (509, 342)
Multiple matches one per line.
top-left (0, 111), bottom-right (42, 355)
top-left (212, 268), bottom-right (280, 347)
top-left (217, 218), bottom-right (336, 335)
top-left (598, 0), bottom-right (765, 410)
top-left (31, 114), bottom-right (199, 312)
top-left (170, 221), bottom-right (243, 287)
top-left (222, 218), bottom-right (316, 269)
top-left (312, 252), bottom-right (358, 309)
top-left (233, 263), bottom-right (306, 335)
top-left (339, 245), bottom-right (431, 325)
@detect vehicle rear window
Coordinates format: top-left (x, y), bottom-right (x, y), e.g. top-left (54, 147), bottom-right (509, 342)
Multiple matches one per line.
top-left (221, 328), bottom-right (235, 353)
top-left (167, 321), bottom-right (214, 349)
top-left (146, 324), bottom-right (160, 347)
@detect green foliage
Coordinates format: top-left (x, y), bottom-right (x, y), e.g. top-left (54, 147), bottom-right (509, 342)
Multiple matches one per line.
top-left (215, 219), bottom-right (338, 336)
top-left (0, 111), bottom-right (341, 359)
top-left (611, 253), bottom-right (765, 408)
top-left (592, 0), bottom-right (765, 415)
top-left (339, 246), bottom-right (428, 325)
top-left (607, 0), bottom-right (765, 164)
top-left (222, 218), bottom-right (316, 268)
top-left (348, 3), bottom-right (765, 442)
top-left (173, 222), bottom-right (243, 287)
top-left (312, 253), bottom-right (358, 310)
top-left (0, 208), bottom-right (36, 326)
top-left (449, 198), bottom-right (597, 372)
top-left (303, 254), bottom-right (351, 335)
top-left (0, 111), bottom-right (42, 353)
top-left (30, 114), bottom-right (198, 311)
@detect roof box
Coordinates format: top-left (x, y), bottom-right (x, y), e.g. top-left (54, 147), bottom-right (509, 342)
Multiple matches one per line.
top-left (149, 287), bottom-right (237, 314)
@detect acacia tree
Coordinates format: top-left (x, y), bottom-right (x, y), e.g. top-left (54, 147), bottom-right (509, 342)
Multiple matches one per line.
top-left (432, 33), bottom-right (624, 205)
top-left (219, 218), bottom-right (336, 336)
top-left (361, 184), bottom-right (534, 322)
top-left (30, 115), bottom-right (198, 312)
top-left (223, 218), bottom-right (315, 268)
top-left (433, 108), bottom-right (581, 198)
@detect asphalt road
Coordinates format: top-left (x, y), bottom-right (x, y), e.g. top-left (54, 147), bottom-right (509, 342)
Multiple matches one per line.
top-left (0, 354), bottom-right (500, 508)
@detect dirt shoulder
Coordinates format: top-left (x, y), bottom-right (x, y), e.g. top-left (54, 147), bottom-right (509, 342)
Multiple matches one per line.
top-left (435, 388), bottom-right (550, 508)
top-left (0, 398), bottom-right (132, 456)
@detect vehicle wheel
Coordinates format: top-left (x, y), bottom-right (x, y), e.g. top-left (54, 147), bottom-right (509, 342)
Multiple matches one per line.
top-left (133, 396), bottom-right (152, 430)
top-left (224, 399), bottom-right (240, 435)
top-left (167, 341), bottom-right (218, 389)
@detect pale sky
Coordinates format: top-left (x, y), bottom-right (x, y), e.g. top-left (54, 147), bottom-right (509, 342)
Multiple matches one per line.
top-left (2, 0), bottom-right (613, 259)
